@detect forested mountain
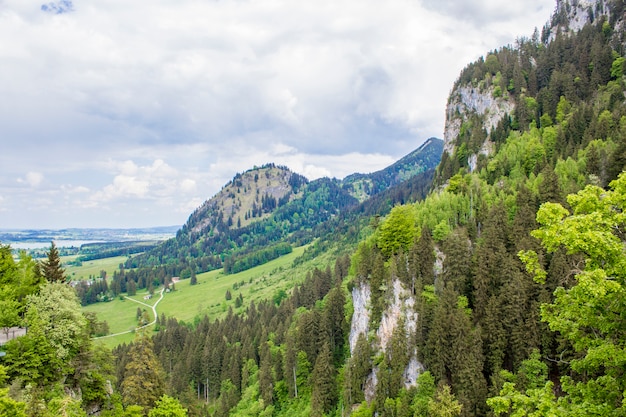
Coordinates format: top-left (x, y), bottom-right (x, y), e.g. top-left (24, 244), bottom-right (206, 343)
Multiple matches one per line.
top-left (4, 0), bottom-right (626, 416)
top-left (100, 141), bottom-right (442, 299)
top-left (343, 137), bottom-right (443, 201)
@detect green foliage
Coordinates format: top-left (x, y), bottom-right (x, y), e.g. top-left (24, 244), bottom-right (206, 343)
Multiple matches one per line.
top-left (40, 242), bottom-right (66, 283)
top-left (511, 172), bottom-right (626, 414)
top-left (412, 371), bottom-right (436, 416)
top-left (120, 335), bottom-right (165, 412)
top-left (0, 387), bottom-right (26, 417)
top-left (311, 343), bottom-right (336, 417)
top-left (45, 396), bottom-right (87, 417)
top-left (27, 283), bottom-right (88, 361)
top-left (428, 385), bottom-right (462, 417)
top-left (377, 205), bottom-right (417, 258)
top-left (148, 395), bottom-right (187, 417)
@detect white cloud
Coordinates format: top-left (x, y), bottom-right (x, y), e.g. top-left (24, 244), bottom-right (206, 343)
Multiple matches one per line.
top-left (180, 178), bottom-right (197, 193)
top-left (17, 171), bottom-right (44, 187)
top-left (0, 0), bottom-right (555, 228)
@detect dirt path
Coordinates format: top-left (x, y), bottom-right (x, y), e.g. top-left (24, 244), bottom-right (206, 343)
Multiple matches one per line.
top-left (93, 287), bottom-right (165, 339)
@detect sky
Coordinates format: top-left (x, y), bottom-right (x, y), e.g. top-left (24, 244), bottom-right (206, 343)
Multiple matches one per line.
top-left (0, 0), bottom-right (555, 229)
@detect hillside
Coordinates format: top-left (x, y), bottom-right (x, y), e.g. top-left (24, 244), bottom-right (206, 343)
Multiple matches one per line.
top-left (343, 137), bottom-right (443, 201)
top-left (6, 1), bottom-right (626, 416)
top-left (114, 140), bottom-right (442, 288)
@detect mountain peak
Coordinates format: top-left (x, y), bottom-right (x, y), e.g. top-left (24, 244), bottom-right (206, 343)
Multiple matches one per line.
top-left (185, 164), bottom-right (307, 236)
top-left (543, 0), bottom-right (622, 43)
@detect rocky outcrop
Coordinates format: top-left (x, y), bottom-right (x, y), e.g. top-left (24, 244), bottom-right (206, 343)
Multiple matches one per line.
top-left (349, 283), bottom-right (371, 353)
top-left (443, 85), bottom-right (514, 170)
top-left (546, 0), bottom-right (615, 42)
top-left (349, 279), bottom-right (424, 402)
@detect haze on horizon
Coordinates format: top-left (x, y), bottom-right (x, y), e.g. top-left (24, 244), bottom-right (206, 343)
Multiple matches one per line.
top-left (0, 0), bottom-right (554, 229)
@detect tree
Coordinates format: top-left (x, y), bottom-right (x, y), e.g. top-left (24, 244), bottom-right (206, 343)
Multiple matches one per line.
top-left (45, 395), bottom-right (87, 417)
top-left (40, 242), bottom-right (66, 283)
top-left (0, 293), bottom-right (20, 339)
top-left (428, 385), bottom-right (462, 417)
top-left (3, 307), bottom-right (64, 386)
top-left (512, 172), bottom-right (626, 414)
top-left (377, 205), bottom-right (417, 258)
top-left (344, 333), bottom-right (371, 406)
top-left (25, 282), bottom-right (88, 361)
top-left (121, 335), bottom-right (165, 412)
top-left (0, 387), bottom-right (26, 417)
top-left (311, 342), bottom-right (336, 417)
top-left (190, 269), bottom-right (197, 286)
top-left (148, 395), bottom-right (187, 417)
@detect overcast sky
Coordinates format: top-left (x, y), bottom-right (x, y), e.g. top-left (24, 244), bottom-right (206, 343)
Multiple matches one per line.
top-left (0, 0), bottom-right (555, 229)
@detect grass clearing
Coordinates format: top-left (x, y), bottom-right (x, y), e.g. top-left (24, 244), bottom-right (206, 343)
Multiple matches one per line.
top-left (65, 255), bottom-right (129, 280)
top-left (85, 244), bottom-right (338, 347)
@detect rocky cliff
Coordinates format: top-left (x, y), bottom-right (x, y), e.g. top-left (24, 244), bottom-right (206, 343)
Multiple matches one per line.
top-left (439, 0), bottom-right (625, 182)
top-left (349, 278), bottom-right (424, 402)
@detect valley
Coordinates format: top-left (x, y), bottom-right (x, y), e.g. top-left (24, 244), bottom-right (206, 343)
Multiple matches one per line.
top-left (3, 1), bottom-right (626, 416)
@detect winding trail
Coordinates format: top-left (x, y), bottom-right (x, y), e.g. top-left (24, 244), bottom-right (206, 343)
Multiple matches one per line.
top-left (93, 287), bottom-right (165, 339)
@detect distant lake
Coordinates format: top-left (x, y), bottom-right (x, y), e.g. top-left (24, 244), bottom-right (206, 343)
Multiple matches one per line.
top-left (8, 240), bottom-right (104, 250)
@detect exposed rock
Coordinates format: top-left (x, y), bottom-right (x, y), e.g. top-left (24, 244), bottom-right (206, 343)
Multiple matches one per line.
top-left (404, 353), bottom-right (425, 389)
top-left (547, 0), bottom-right (613, 43)
top-left (376, 280), bottom-right (417, 352)
top-left (443, 85), bottom-right (514, 156)
top-left (349, 279), bottom-right (425, 403)
top-left (349, 282), bottom-right (371, 353)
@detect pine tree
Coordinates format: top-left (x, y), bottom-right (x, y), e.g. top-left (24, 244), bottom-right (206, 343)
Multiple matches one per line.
top-left (344, 333), bottom-right (371, 406)
top-left (258, 342), bottom-right (274, 406)
top-left (121, 335), bottom-right (165, 412)
top-left (311, 342), bottom-right (336, 417)
top-left (441, 230), bottom-right (471, 297)
top-left (412, 225), bottom-right (435, 288)
top-left (190, 269), bottom-right (197, 286)
top-left (40, 241), bottom-right (65, 283)
top-left (323, 286), bottom-right (346, 365)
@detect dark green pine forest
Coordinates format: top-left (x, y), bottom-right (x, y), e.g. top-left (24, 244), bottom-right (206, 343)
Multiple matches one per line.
top-left (4, 0), bottom-right (626, 415)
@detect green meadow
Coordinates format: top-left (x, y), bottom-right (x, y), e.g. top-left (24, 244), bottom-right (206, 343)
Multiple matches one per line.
top-left (65, 255), bottom-right (128, 280)
top-left (86, 244), bottom-right (335, 348)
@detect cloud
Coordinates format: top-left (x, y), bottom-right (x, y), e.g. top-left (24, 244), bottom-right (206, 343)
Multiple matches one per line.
top-left (17, 172), bottom-right (44, 188)
top-left (0, 0), bottom-right (555, 228)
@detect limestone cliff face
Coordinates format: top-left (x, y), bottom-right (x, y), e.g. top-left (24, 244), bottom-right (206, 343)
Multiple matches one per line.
top-left (443, 84), bottom-right (513, 171)
top-left (441, 0), bottom-right (625, 174)
top-left (546, 0), bottom-right (620, 43)
top-left (349, 279), bottom-right (424, 402)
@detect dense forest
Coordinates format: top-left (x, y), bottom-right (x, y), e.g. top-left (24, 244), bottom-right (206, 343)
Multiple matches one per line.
top-left (3, 0), bottom-right (626, 416)
top-left (73, 142), bottom-right (441, 307)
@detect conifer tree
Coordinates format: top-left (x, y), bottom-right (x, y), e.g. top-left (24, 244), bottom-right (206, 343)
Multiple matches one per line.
top-left (441, 230), bottom-right (471, 297)
top-left (323, 286), bottom-right (346, 365)
top-left (121, 335), bottom-right (165, 412)
top-left (40, 241), bottom-right (66, 283)
top-left (311, 342), bottom-right (336, 417)
top-left (258, 342), bottom-right (274, 406)
top-left (344, 333), bottom-right (371, 405)
top-left (412, 226), bottom-right (435, 288)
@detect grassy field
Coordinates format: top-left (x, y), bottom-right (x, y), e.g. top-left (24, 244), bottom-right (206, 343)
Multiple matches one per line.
top-left (87, 244), bottom-right (337, 348)
top-left (65, 255), bottom-right (128, 280)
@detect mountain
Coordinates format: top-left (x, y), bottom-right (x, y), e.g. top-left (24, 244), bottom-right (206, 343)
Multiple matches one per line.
top-left (343, 137), bottom-right (443, 201)
top-left (123, 139), bottom-right (442, 277)
top-left (343, 0), bottom-right (626, 414)
top-left (10, 1), bottom-right (626, 416)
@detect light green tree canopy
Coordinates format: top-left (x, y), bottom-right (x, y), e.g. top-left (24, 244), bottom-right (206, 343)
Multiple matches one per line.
top-left (502, 171), bottom-right (626, 415)
top-left (377, 205), bottom-right (417, 258)
top-left (25, 282), bottom-right (88, 361)
top-left (148, 395), bottom-right (188, 417)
